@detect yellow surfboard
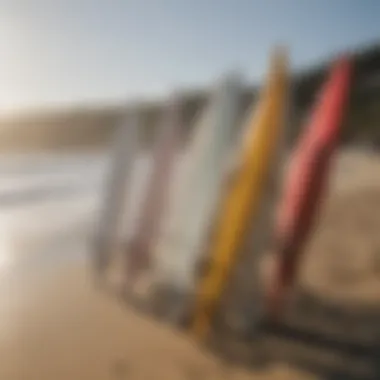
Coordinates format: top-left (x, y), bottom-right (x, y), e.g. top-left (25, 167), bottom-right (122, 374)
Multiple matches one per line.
top-left (191, 47), bottom-right (289, 339)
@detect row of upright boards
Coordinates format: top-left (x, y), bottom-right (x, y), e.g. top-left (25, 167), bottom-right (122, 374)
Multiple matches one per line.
top-left (93, 47), bottom-right (353, 342)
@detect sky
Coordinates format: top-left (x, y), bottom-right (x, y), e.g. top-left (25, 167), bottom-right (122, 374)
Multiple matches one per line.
top-left (0, 0), bottom-right (379, 113)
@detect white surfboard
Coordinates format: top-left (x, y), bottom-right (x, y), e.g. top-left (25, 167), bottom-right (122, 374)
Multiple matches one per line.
top-left (152, 73), bottom-right (242, 313)
top-left (91, 108), bottom-right (140, 282)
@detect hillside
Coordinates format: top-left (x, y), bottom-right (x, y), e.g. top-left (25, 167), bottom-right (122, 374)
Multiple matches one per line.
top-left (0, 43), bottom-right (379, 152)
top-left (0, 107), bottom-right (124, 152)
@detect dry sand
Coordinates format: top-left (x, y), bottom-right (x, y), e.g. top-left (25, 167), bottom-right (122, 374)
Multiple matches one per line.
top-left (301, 150), bottom-right (380, 304)
top-left (260, 149), bottom-right (380, 305)
top-left (0, 149), bottom-right (379, 380)
top-left (0, 261), bottom-right (315, 380)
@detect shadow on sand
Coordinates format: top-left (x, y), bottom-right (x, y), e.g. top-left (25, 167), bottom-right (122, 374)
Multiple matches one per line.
top-left (98, 277), bottom-right (380, 380)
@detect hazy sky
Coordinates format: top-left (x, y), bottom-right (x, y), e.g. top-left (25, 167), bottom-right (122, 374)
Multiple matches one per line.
top-left (0, 0), bottom-right (379, 113)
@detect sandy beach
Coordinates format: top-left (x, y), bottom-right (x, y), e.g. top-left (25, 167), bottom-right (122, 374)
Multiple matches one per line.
top-left (0, 149), bottom-right (379, 380)
top-left (1, 258), bottom-right (321, 380)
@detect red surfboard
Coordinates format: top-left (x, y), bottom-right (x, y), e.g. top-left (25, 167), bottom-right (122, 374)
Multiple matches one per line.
top-left (126, 96), bottom-right (183, 288)
top-left (266, 57), bottom-right (352, 320)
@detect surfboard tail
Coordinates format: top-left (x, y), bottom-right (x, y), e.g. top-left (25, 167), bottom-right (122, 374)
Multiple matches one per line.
top-left (266, 57), bottom-right (353, 321)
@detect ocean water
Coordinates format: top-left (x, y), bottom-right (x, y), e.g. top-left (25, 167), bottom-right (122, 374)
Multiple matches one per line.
top-left (0, 152), bottom-right (154, 277)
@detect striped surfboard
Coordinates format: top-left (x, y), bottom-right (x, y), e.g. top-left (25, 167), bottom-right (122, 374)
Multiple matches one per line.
top-left (126, 95), bottom-right (183, 289)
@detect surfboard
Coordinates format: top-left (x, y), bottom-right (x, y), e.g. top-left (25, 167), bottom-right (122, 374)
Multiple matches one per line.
top-left (265, 57), bottom-right (352, 321)
top-left (215, 67), bottom-right (294, 337)
top-left (126, 95), bottom-right (183, 289)
top-left (92, 109), bottom-right (140, 283)
top-left (152, 73), bottom-right (242, 320)
top-left (191, 48), bottom-right (289, 339)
